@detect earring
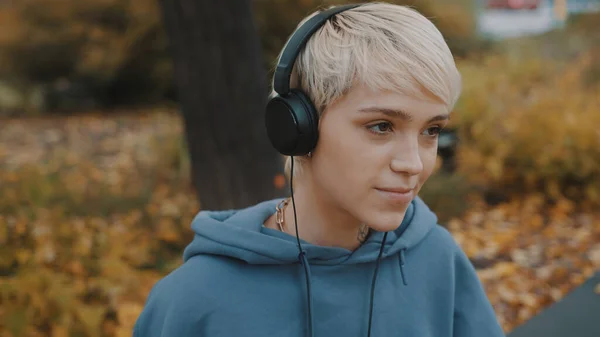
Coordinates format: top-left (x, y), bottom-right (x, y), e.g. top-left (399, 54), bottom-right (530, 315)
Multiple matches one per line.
top-left (307, 151), bottom-right (313, 158)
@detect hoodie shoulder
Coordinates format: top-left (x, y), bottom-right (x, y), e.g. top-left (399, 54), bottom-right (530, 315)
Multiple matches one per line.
top-left (424, 224), bottom-right (459, 250)
top-left (152, 254), bottom-right (237, 301)
top-left (409, 223), bottom-right (462, 262)
top-left (425, 225), bottom-right (506, 336)
top-left (133, 255), bottom-right (233, 337)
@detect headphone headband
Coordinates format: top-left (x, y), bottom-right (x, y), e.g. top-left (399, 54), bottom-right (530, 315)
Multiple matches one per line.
top-left (273, 4), bottom-right (361, 95)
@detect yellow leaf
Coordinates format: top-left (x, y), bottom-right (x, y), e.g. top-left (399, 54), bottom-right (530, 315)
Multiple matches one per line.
top-left (52, 325), bottom-right (69, 337)
top-left (117, 302), bottom-right (143, 332)
top-left (485, 159), bottom-right (503, 180)
top-left (156, 218), bottom-right (180, 244)
top-left (75, 306), bottom-right (105, 337)
top-left (494, 262), bottom-right (518, 278)
top-left (15, 249), bottom-right (32, 264)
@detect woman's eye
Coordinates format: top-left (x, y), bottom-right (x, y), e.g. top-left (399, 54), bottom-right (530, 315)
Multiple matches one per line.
top-left (423, 126), bottom-right (442, 137)
top-left (368, 122), bottom-right (393, 134)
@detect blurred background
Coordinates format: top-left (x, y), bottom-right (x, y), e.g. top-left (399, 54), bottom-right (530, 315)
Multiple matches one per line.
top-left (0, 0), bottom-right (599, 336)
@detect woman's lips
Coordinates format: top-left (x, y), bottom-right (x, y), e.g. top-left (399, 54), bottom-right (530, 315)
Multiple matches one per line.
top-left (374, 187), bottom-right (415, 203)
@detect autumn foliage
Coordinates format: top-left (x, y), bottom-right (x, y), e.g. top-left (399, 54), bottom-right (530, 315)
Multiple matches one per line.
top-left (454, 50), bottom-right (600, 206)
top-left (1, 59), bottom-right (599, 335)
top-left (0, 2), bottom-right (599, 337)
top-left (0, 111), bottom-right (198, 337)
top-left (0, 0), bottom-right (481, 114)
top-left (0, 0), bottom-right (171, 110)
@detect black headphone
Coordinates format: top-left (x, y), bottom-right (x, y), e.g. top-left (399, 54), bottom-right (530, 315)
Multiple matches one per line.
top-left (264, 4), bottom-right (361, 156)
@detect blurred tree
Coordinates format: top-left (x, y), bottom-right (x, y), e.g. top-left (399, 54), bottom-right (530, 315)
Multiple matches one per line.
top-left (0, 0), bottom-right (172, 112)
top-left (157, 0), bottom-right (285, 210)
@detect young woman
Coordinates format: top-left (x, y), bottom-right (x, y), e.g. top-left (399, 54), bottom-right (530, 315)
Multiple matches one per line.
top-left (134, 2), bottom-right (506, 337)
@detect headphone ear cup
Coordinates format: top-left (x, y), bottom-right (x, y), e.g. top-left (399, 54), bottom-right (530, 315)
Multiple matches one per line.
top-left (265, 90), bottom-right (319, 156)
top-left (291, 89), bottom-right (319, 153)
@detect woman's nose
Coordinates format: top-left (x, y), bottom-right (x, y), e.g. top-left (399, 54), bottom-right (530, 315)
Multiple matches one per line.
top-left (390, 143), bottom-right (423, 176)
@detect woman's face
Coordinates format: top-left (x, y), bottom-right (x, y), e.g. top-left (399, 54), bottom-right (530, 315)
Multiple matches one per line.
top-left (309, 84), bottom-right (449, 232)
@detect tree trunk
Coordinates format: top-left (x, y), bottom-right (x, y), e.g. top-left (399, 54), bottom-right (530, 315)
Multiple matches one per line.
top-left (157, 0), bottom-right (284, 210)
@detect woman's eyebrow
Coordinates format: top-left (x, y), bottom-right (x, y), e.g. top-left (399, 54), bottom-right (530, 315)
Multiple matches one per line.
top-left (358, 107), bottom-right (413, 120)
top-left (358, 106), bottom-right (449, 123)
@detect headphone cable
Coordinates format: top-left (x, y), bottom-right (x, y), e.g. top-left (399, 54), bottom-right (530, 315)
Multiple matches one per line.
top-left (289, 156), bottom-right (388, 337)
top-left (367, 231), bottom-right (388, 337)
top-left (290, 156), bottom-right (315, 337)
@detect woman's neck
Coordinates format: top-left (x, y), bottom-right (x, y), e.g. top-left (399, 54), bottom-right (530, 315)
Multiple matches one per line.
top-left (279, 174), bottom-right (369, 251)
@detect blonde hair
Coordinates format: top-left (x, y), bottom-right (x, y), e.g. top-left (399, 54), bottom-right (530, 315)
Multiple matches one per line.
top-left (272, 2), bottom-right (462, 178)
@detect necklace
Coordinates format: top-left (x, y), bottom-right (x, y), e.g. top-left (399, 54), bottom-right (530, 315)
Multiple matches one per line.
top-left (275, 198), bottom-right (290, 233)
top-left (357, 223), bottom-right (370, 244)
top-left (275, 197), bottom-right (370, 244)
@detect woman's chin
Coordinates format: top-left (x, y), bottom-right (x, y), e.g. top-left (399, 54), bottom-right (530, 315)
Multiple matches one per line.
top-left (364, 210), bottom-right (408, 233)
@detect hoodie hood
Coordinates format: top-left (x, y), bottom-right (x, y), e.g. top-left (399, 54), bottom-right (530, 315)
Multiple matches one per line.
top-left (136, 196), bottom-right (507, 337)
top-left (183, 196), bottom-right (437, 265)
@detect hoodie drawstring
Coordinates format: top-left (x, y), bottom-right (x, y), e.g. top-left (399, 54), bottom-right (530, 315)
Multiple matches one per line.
top-left (297, 236), bottom-right (408, 337)
top-left (298, 251), bottom-right (315, 337)
top-left (399, 248), bottom-right (408, 286)
top-left (366, 232), bottom-right (389, 337)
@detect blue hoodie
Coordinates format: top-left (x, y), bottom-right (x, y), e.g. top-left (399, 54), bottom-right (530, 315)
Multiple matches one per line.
top-left (133, 197), bottom-right (506, 337)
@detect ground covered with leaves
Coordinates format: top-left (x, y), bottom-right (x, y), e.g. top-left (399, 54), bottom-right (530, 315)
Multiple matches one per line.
top-left (0, 110), bottom-right (598, 337)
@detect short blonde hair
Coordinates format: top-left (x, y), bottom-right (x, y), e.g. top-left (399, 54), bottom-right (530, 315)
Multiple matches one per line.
top-left (273, 2), bottom-right (462, 178)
